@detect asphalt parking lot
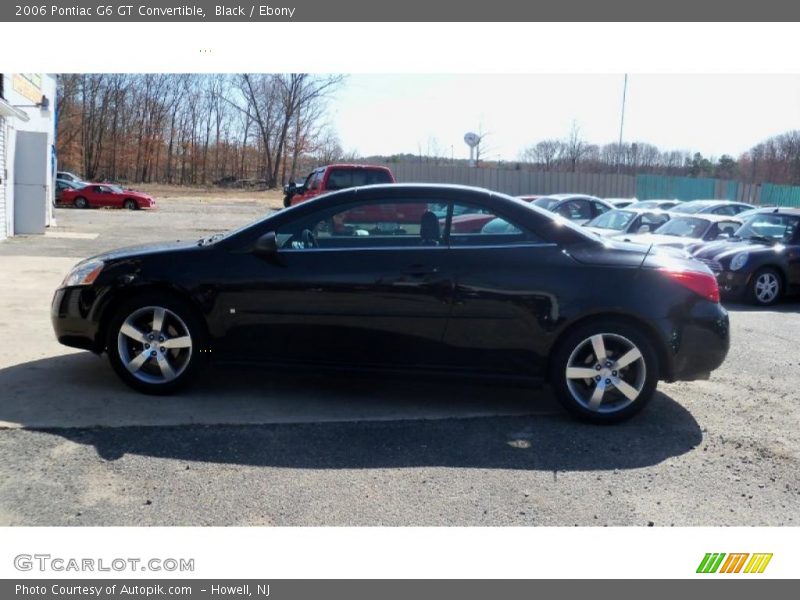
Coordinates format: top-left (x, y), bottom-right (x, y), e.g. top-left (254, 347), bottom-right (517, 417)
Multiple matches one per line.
top-left (0, 194), bottom-right (799, 526)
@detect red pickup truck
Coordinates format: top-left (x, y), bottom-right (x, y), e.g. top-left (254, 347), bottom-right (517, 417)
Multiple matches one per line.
top-left (283, 164), bottom-right (395, 207)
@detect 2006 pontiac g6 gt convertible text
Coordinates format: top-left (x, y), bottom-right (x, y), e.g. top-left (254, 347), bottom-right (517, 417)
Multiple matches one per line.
top-left (52, 184), bottom-right (729, 423)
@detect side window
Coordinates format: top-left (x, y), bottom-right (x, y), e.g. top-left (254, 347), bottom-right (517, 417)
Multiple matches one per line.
top-left (449, 203), bottom-right (542, 246)
top-left (276, 199), bottom-right (443, 250)
top-left (713, 205), bottom-right (736, 216)
top-left (556, 200), bottom-right (592, 222)
top-left (325, 169), bottom-right (349, 191)
top-left (306, 171), bottom-right (322, 191)
top-left (592, 201), bottom-right (611, 216)
top-left (704, 223), bottom-right (720, 240)
top-left (641, 213), bottom-right (669, 231)
top-left (716, 221), bottom-right (739, 238)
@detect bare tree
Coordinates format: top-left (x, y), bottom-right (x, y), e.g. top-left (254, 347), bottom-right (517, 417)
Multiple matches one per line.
top-left (564, 122), bottom-right (588, 172)
top-left (520, 139), bottom-right (563, 170)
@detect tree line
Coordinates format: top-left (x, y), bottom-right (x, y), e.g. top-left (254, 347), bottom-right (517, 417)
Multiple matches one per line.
top-left (517, 123), bottom-right (800, 185)
top-left (57, 75), bottom-right (800, 188)
top-left (56, 73), bottom-right (347, 187)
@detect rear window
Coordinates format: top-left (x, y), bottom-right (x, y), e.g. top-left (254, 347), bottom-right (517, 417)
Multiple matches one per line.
top-left (325, 168), bottom-right (393, 191)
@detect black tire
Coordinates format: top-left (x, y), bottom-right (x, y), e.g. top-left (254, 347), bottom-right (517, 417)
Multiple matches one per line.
top-left (123, 199), bottom-right (138, 210)
top-left (74, 196), bottom-right (88, 209)
top-left (550, 319), bottom-right (659, 424)
top-left (747, 267), bottom-right (782, 306)
top-left (106, 293), bottom-right (206, 395)
top-left (283, 194), bottom-right (292, 208)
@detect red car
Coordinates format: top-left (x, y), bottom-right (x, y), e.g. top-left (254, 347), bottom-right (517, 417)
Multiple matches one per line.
top-left (284, 164), bottom-right (395, 207)
top-left (60, 183), bottom-right (156, 210)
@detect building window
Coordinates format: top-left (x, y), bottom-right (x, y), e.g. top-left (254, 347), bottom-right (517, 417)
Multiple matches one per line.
top-left (0, 74), bottom-right (5, 100)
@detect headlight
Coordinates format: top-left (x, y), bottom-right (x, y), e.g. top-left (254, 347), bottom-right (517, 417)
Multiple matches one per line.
top-left (729, 252), bottom-right (748, 271)
top-left (61, 260), bottom-right (104, 287)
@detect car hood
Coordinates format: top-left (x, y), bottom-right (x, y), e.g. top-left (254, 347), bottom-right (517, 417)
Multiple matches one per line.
top-left (124, 190), bottom-right (154, 200)
top-left (692, 238), bottom-right (780, 261)
top-left (85, 240), bottom-right (200, 264)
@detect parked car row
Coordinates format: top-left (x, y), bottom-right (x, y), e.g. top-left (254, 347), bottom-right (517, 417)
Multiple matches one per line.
top-left (536, 198), bottom-right (798, 307)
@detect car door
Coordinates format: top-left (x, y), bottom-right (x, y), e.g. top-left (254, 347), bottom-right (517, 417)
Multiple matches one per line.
top-left (440, 202), bottom-right (565, 378)
top-left (784, 221), bottom-right (800, 288)
top-left (93, 185), bottom-right (117, 208)
top-left (215, 194), bottom-right (454, 369)
top-left (81, 185), bottom-right (102, 207)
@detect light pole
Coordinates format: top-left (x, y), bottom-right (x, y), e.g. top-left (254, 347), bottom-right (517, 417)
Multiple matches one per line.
top-left (617, 74), bottom-right (628, 174)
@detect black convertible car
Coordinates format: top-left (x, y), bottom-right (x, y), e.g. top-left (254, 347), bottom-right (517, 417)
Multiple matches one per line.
top-left (52, 184), bottom-right (730, 423)
top-left (692, 207), bottom-right (800, 306)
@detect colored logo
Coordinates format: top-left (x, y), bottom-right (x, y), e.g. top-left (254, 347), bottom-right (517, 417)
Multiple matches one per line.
top-left (697, 553), bottom-right (773, 574)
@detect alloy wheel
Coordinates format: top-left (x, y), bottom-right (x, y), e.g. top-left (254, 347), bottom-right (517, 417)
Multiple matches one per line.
top-left (754, 272), bottom-right (780, 304)
top-left (564, 333), bottom-right (646, 414)
top-left (116, 306), bottom-right (193, 384)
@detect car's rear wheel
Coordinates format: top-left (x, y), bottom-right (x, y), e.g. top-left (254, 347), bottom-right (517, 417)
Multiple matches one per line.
top-left (550, 320), bottom-right (659, 423)
top-left (106, 294), bottom-right (205, 394)
top-left (74, 196), bottom-right (88, 209)
top-left (748, 267), bottom-right (782, 306)
top-left (123, 199), bottom-right (138, 210)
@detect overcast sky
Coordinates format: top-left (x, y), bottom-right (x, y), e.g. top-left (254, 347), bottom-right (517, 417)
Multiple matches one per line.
top-left (329, 74), bottom-right (800, 161)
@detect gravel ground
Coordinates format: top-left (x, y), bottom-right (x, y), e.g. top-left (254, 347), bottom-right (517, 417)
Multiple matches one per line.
top-left (0, 193), bottom-right (798, 526)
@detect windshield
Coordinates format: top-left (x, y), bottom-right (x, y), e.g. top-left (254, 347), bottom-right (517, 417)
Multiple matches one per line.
top-left (653, 216), bottom-right (709, 238)
top-left (109, 185), bottom-right (124, 193)
top-left (735, 213), bottom-right (799, 243)
top-left (533, 197), bottom-right (560, 210)
top-left (587, 210), bottom-right (635, 230)
top-left (197, 209), bottom-right (281, 246)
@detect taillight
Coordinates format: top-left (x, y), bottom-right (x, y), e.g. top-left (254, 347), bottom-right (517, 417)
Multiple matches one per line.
top-left (659, 268), bottom-right (720, 302)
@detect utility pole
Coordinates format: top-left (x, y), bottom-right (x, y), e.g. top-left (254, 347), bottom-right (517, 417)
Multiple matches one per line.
top-left (617, 74), bottom-right (628, 174)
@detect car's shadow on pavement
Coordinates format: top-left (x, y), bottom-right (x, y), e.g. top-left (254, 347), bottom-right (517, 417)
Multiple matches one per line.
top-left (0, 353), bottom-right (703, 472)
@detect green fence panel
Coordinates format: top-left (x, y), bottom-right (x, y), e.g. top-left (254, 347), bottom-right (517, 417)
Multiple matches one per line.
top-left (636, 175), bottom-right (717, 201)
top-left (723, 181), bottom-right (739, 201)
top-left (759, 183), bottom-right (800, 207)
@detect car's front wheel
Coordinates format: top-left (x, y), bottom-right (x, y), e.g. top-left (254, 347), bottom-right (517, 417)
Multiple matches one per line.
top-left (123, 199), bottom-right (138, 210)
top-left (550, 320), bottom-right (659, 423)
top-left (106, 294), bottom-right (204, 394)
top-left (748, 267), bottom-right (782, 306)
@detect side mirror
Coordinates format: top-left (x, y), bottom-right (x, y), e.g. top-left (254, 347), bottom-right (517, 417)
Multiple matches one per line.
top-left (637, 224), bottom-right (651, 234)
top-left (253, 231), bottom-right (279, 256)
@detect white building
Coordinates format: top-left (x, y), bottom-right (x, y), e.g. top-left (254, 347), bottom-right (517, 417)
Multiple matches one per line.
top-left (0, 73), bottom-right (58, 241)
